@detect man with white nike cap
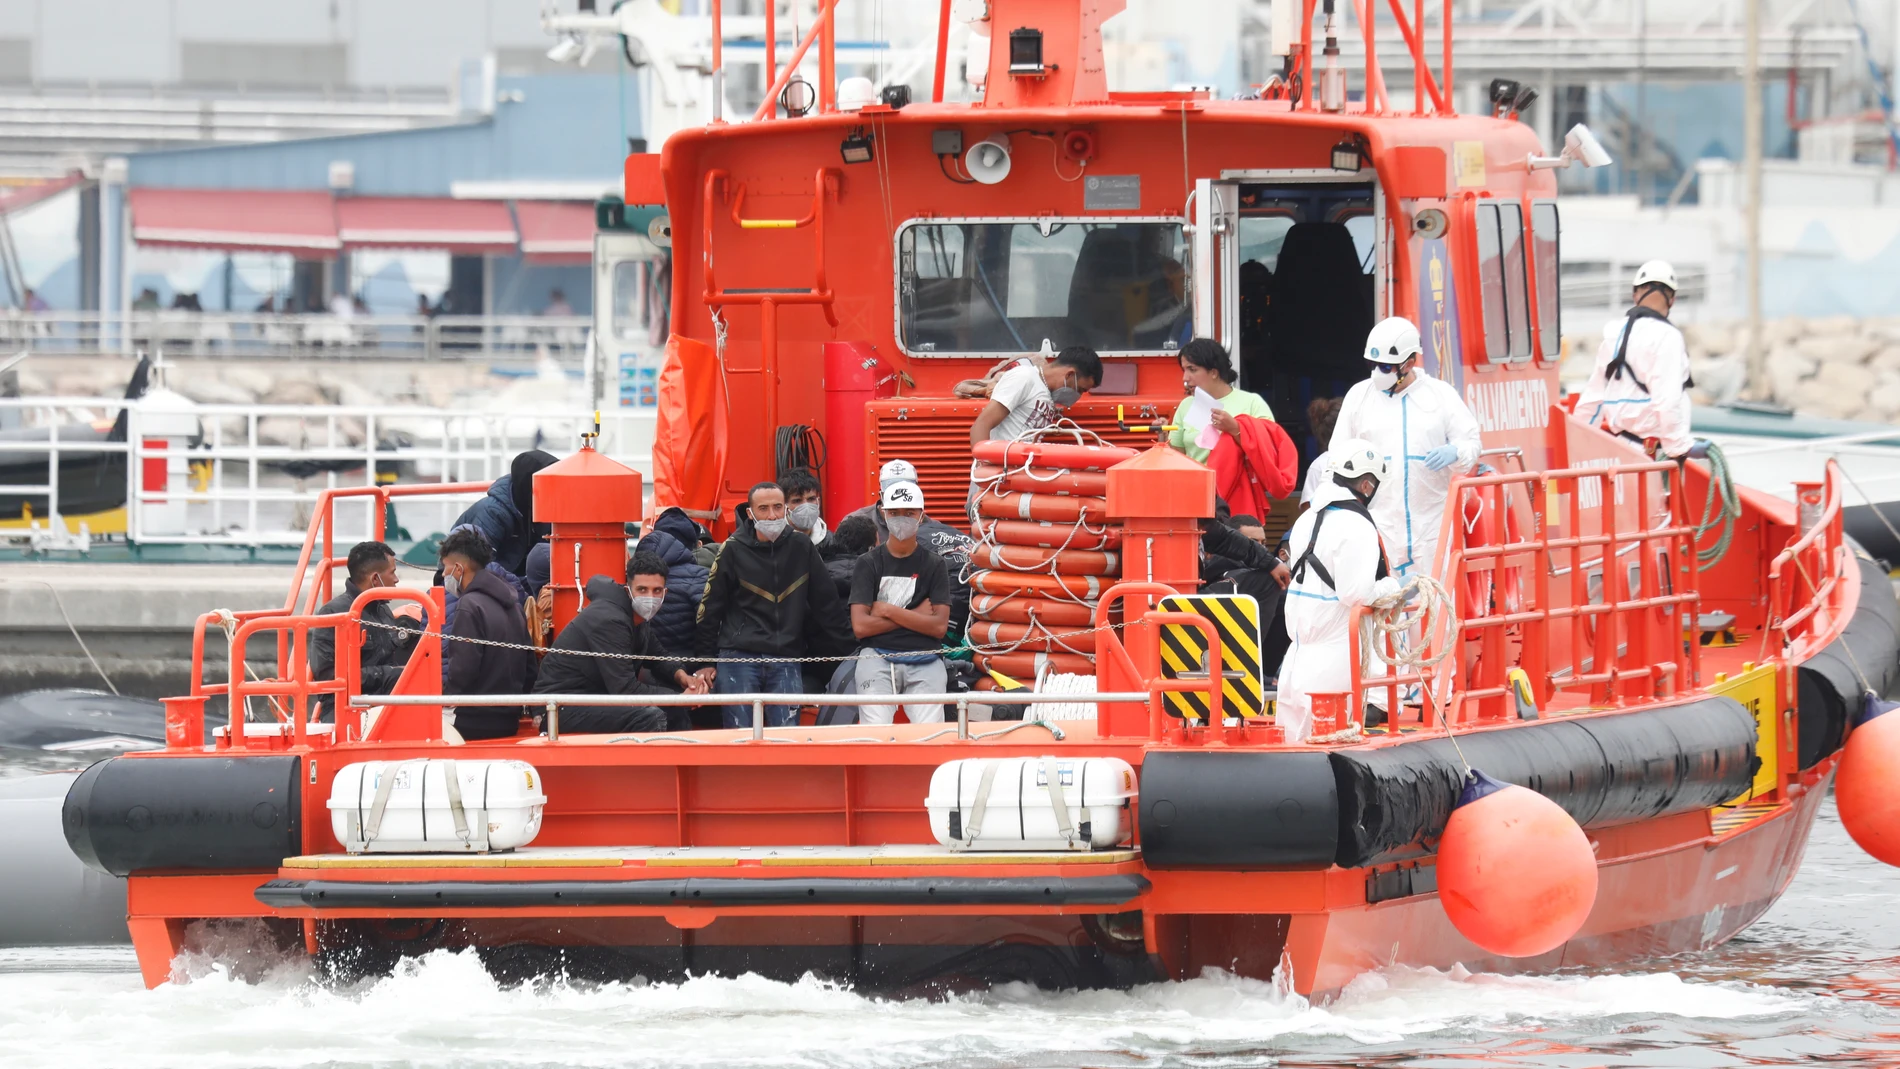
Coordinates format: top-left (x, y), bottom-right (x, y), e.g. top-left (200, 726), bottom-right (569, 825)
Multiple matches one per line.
top-left (850, 479), bottom-right (953, 724)
top-left (1330, 315), bottom-right (1482, 581)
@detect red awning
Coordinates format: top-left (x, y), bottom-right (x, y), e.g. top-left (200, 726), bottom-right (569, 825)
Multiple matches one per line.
top-left (336, 197), bottom-right (518, 254)
top-left (130, 189), bottom-right (340, 256)
top-left (515, 200), bottom-right (595, 264)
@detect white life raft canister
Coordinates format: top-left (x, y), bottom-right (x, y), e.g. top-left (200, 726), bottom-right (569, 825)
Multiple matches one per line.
top-left (925, 756), bottom-right (1136, 851)
top-left (328, 759), bottom-right (546, 854)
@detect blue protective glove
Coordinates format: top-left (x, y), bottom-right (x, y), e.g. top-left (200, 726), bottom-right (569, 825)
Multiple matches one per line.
top-left (1685, 439), bottom-right (1713, 459)
top-left (1423, 444), bottom-right (1460, 471)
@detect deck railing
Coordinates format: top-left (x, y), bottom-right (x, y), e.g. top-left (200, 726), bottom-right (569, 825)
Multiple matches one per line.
top-left (0, 311), bottom-right (592, 363)
top-left (1357, 459), bottom-right (1705, 723)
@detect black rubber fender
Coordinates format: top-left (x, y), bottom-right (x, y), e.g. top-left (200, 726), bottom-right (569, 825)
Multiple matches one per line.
top-left (1137, 750), bottom-right (1338, 867)
top-left (63, 755), bottom-right (301, 877)
top-left (1329, 696), bottom-right (1757, 868)
top-left (1796, 552), bottom-right (1900, 768)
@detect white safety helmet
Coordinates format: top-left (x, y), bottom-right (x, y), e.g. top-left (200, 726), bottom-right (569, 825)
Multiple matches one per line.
top-left (1364, 316), bottom-right (1424, 364)
top-left (1327, 438), bottom-right (1388, 486)
top-left (1632, 260), bottom-right (1678, 293)
top-left (878, 459), bottom-right (918, 489)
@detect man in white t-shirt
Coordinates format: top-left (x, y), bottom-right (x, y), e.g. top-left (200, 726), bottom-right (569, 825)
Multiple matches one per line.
top-left (966, 346), bottom-right (1103, 520)
top-left (968, 346), bottom-right (1103, 447)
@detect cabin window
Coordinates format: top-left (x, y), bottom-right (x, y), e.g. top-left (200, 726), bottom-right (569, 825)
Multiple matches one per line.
top-left (1532, 201), bottom-right (1561, 360)
top-left (1473, 201), bottom-right (1532, 363)
top-left (897, 219), bottom-right (1189, 357)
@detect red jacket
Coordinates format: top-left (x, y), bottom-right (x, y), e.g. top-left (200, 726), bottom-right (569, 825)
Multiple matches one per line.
top-left (1208, 414), bottom-right (1299, 521)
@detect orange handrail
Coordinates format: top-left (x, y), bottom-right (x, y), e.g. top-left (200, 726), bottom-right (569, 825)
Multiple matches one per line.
top-left (1769, 460), bottom-right (1847, 658)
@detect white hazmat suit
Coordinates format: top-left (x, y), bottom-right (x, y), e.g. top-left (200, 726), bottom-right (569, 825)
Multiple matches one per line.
top-left (1277, 480), bottom-right (1400, 743)
top-left (1575, 311), bottom-right (1693, 458)
top-left (1331, 369), bottom-right (1482, 580)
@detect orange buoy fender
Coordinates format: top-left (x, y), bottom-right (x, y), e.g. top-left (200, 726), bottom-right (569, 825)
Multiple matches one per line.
top-left (975, 489), bottom-right (1110, 523)
top-left (975, 519), bottom-right (1122, 551)
top-left (1838, 694), bottom-right (1900, 866)
top-left (970, 593), bottom-right (1097, 628)
top-left (970, 543), bottom-right (1119, 575)
top-left (972, 439), bottom-right (1139, 471)
top-left (968, 621), bottom-right (1098, 654)
top-left (971, 462), bottom-right (1109, 497)
top-left (1437, 769), bottom-right (1598, 957)
top-left (975, 651), bottom-right (1097, 679)
top-left (967, 569), bottom-right (1104, 602)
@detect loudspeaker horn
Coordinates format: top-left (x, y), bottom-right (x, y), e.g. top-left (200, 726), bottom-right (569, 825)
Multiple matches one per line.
top-left (963, 134), bottom-right (1013, 185)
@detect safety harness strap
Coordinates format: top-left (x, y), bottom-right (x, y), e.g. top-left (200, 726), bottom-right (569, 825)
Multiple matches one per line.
top-left (1606, 305), bottom-right (1693, 392)
top-left (1290, 501), bottom-right (1389, 592)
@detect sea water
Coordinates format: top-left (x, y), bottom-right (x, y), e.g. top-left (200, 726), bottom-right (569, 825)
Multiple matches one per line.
top-left (0, 765), bottom-right (1895, 1067)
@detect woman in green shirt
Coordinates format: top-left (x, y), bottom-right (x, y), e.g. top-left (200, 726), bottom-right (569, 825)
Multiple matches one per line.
top-left (1167, 338), bottom-right (1275, 464)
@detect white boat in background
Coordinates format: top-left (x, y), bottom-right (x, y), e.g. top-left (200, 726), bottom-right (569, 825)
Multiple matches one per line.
top-left (1697, 402), bottom-right (1900, 563)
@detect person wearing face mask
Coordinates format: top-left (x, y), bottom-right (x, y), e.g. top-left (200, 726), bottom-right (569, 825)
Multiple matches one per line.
top-left (968, 345), bottom-right (1102, 444)
top-left (694, 482), bottom-right (852, 729)
top-left (437, 527), bottom-right (539, 741)
top-left (307, 541), bottom-right (421, 716)
top-left (1330, 316), bottom-right (1481, 581)
top-left (632, 506), bottom-right (713, 665)
top-left (850, 481), bottom-right (952, 725)
top-left (779, 468), bottom-right (828, 551)
top-left (1276, 441), bottom-right (1402, 743)
top-left (533, 551), bottom-right (709, 734)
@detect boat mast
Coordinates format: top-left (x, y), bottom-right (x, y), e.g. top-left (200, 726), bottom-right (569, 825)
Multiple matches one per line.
top-left (1743, 0), bottom-right (1765, 397)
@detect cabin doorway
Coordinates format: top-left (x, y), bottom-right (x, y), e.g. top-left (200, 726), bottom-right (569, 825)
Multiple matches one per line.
top-left (1191, 175), bottom-right (1380, 533)
top-left (1193, 178), bottom-right (1380, 467)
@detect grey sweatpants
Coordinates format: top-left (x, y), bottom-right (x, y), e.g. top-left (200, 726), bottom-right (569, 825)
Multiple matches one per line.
top-left (855, 649), bottom-right (948, 725)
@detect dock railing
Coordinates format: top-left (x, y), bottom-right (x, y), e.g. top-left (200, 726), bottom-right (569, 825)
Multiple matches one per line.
top-left (0, 396), bottom-right (653, 549)
top-left (0, 311), bottom-right (592, 363)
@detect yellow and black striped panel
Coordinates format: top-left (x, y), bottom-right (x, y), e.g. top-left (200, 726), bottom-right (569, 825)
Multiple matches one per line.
top-left (1158, 594), bottom-right (1265, 720)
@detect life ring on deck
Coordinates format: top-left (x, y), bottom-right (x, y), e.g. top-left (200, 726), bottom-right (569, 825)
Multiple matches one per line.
top-left (974, 519), bottom-right (1123, 551)
top-left (972, 439), bottom-right (1139, 472)
top-left (975, 489), bottom-right (1111, 523)
top-left (968, 569), bottom-right (1106, 602)
top-left (970, 462), bottom-right (1109, 498)
top-left (975, 651), bottom-right (1097, 680)
top-left (970, 543), bottom-right (1120, 575)
top-left (968, 621), bottom-right (1099, 655)
top-left (969, 593), bottom-right (1097, 628)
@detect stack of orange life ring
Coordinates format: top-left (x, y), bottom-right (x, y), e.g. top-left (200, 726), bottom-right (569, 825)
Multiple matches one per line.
top-left (965, 433), bottom-right (1139, 680)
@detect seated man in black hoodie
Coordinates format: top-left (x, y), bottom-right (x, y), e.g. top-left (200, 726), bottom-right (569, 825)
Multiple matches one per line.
top-left (534, 551), bottom-right (709, 734)
top-left (695, 481), bottom-right (853, 729)
top-left (439, 527), bottom-right (539, 740)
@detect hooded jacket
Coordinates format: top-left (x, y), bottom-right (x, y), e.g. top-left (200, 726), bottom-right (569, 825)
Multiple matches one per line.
top-left (442, 566), bottom-right (539, 739)
top-left (1208, 414), bottom-right (1300, 524)
top-left (632, 526), bottom-right (710, 656)
top-left (451, 450), bottom-right (557, 578)
top-left (693, 513), bottom-right (853, 660)
top-left (535, 575), bottom-right (687, 699)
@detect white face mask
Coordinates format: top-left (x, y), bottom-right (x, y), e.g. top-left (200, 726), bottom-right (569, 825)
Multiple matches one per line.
top-left (1370, 367), bottom-right (1401, 392)
top-left (789, 502), bottom-right (821, 531)
top-left (630, 594), bottom-right (665, 620)
top-left (885, 515), bottom-right (921, 541)
top-left (443, 569), bottom-right (464, 598)
top-left (754, 517), bottom-right (788, 541)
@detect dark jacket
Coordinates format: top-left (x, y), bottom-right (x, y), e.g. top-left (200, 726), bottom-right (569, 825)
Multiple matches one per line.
top-left (443, 567), bottom-right (539, 739)
top-left (451, 476), bottom-right (539, 578)
top-left (536, 576), bottom-right (687, 699)
top-left (693, 514), bottom-right (853, 660)
top-left (308, 580), bottom-right (420, 712)
top-left (633, 527), bottom-right (710, 656)
top-left (443, 561), bottom-right (528, 634)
